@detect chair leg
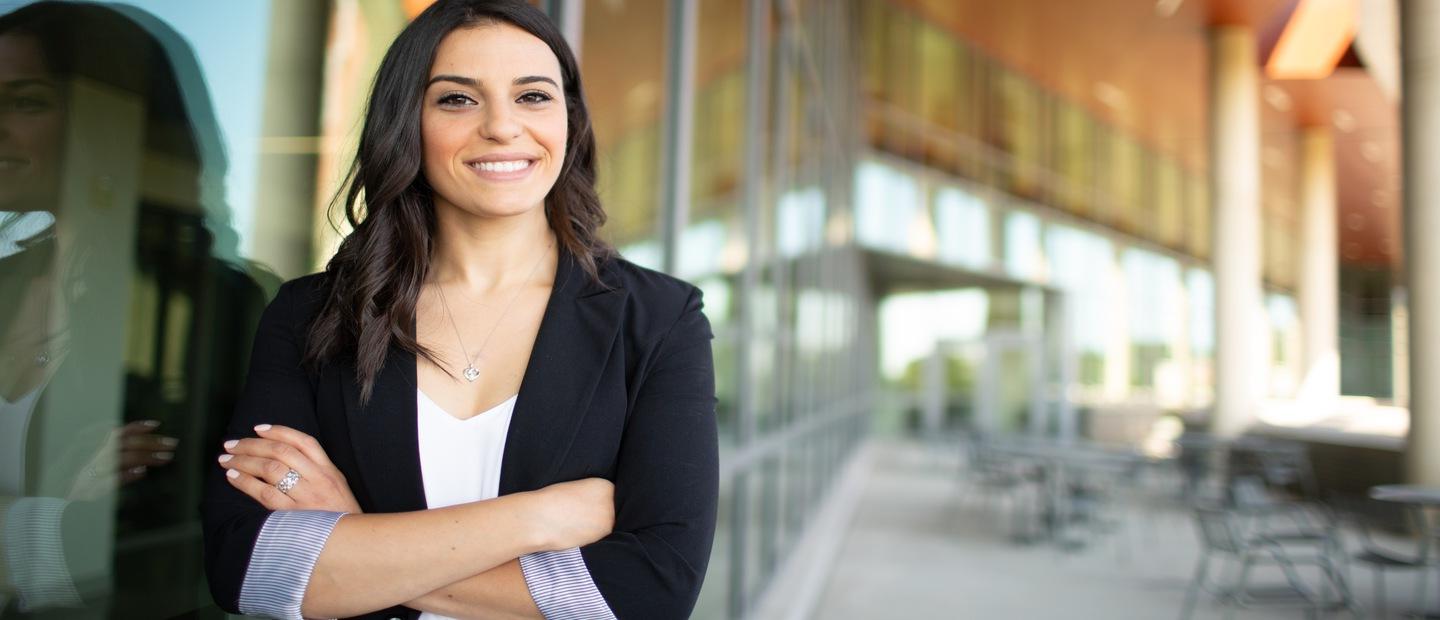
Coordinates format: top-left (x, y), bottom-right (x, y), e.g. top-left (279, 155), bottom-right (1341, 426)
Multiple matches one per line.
top-left (1225, 556), bottom-right (1256, 620)
top-left (1374, 568), bottom-right (1386, 619)
top-left (1324, 561), bottom-right (1359, 618)
top-left (1414, 563), bottom-right (1431, 615)
top-left (1318, 553), bottom-right (1360, 617)
top-left (1180, 554), bottom-right (1212, 620)
top-left (1271, 548), bottom-right (1319, 614)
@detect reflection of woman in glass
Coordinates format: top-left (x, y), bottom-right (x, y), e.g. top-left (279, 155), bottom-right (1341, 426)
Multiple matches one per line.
top-left (202, 1), bottom-right (718, 619)
top-left (1, 1), bottom-right (267, 616)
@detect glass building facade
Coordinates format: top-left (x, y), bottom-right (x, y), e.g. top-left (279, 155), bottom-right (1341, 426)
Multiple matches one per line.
top-left (0, 0), bottom-right (1412, 618)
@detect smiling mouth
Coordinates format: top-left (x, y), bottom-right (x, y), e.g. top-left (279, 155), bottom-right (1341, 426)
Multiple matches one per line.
top-left (467, 159), bottom-right (534, 173)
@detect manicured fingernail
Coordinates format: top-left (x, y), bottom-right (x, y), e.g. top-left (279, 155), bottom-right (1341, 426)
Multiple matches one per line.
top-left (223, 440), bottom-right (238, 450)
top-left (140, 420), bottom-right (161, 428)
top-left (129, 466), bottom-right (147, 475)
top-left (217, 454), bottom-right (232, 463)
top-left (156, 451), bottom-right (174, 461)
top-left (254, 424), bottom-right (271, 432)
top-left (226, 469), bottom-right (239, 479)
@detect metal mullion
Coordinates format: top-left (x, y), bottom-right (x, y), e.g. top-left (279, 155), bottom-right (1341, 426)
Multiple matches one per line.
top-left (730, 0), bottom-right (771, 616)
top-left (659, 0), bottom-right (698, 275)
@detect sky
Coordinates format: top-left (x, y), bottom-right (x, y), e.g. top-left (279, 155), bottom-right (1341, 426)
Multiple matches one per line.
top-left (109, 0), bottom-right (272, 255)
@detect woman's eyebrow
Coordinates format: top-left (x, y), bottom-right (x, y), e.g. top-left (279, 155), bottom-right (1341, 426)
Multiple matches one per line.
top-left (428, 74), bottom-right (478, 88)
top-left (513, 75), bottom-right (558, 89)
top-left (427, 74), bottom-right (559, 89)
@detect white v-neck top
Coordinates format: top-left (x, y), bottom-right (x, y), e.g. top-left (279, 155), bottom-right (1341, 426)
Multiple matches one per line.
top-left (0, 386), bottom-right (43, 495)
top-left (416, 389), bottom-right (518, 509)
top-left (416, 389), bottom-right (518, 620)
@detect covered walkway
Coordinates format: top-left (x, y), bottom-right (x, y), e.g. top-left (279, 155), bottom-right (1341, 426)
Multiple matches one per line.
top-left (813, 440), bottom-right (1434, 619)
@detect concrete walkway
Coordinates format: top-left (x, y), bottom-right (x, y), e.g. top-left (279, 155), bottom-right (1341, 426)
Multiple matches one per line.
top-left (812, 439), bottom-right (1435, 619)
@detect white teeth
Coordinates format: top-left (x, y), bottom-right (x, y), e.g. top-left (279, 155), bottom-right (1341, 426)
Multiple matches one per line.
top-left (471, 160), bottom-right (532, 173)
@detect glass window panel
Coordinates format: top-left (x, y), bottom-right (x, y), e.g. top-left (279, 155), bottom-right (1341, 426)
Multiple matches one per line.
top-left (1155, 157), bottom-right (1185, 249)
top-left (916, 23), bottom-right (961, 173)
top-left (0, 1), bottom-right (301, 615)
top-left (582, 0), bottom-right (668, 250)
top-left (1123, 248), bottom-right (1182, 388)
top-left (1187, 268), bottom-right (1216, 406)
top-left (1045, 225), bottom-right (1116, 387)
top-left (1267, 293), bottom-right (1300, 396)
top-left (691, 0), bottom-right (746, 222)
top-left (1003, 209), bottom-right (1043, 280)
top-left (1106, 134), bottom-right (1143, 235)
top-left (1054, 102), bottom-right (1094, 217)
top-left (1186, 172), bottom-right (1210, 259)
top-left (854, 161), bottom-right (917, 254)
top-left (933, 184), bottom-right (991, 269)
top-left (995, 71), bottom-right (1041, 199)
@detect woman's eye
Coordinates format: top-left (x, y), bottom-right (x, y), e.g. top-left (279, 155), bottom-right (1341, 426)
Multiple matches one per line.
top-left (517, 91), bottom-right (553, 105)
top-left (0, 92), bottom-right (57, 114)
top-left (437, 93), bottom-right (474, 107)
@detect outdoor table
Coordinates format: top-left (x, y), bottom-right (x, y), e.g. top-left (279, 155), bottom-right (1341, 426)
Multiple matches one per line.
top-left (984, 437), bottom-right (1144, 548)
top-left (1370, 484), bottom-right (1440, 618)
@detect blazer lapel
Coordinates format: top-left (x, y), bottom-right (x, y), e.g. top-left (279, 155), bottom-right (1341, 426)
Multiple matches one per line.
top-left (499, 249), bottom-right (626, 494)
top-left (340, 343), bottom-right (427, 513)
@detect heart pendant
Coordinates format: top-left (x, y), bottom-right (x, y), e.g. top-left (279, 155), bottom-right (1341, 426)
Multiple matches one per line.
top-left (463, 366), bottom-right (480, 382)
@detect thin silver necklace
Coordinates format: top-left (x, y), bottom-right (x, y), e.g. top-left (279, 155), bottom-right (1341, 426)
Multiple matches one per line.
top-left (434, 238), bottom-right (553, 382)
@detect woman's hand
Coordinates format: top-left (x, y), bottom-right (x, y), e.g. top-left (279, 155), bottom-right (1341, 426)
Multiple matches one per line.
top-left (218, 424), bottom-right (363, 514)
top-left (69, 419), bottom-right (178, 501)
top-left (527, 478), bottom-right (614, 551)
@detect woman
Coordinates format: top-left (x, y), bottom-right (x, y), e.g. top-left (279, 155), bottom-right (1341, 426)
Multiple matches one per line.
top-left (199, 1), bottom-right (718, 619)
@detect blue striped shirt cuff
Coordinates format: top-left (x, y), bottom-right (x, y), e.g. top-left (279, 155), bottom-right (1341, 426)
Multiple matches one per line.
top-left (4, 497), bottom-right (82, 611)
top-left (519, 547), bottom-right (616, 620)
top-left (238, 510), bottom-right (345, 620)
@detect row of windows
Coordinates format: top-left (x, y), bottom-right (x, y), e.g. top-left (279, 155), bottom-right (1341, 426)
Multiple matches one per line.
top-left (858, 0), bottom-right (1304, 290)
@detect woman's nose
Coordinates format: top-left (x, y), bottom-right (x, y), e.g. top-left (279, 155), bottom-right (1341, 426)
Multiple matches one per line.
top-left (480, 104), bottom-right (522, 142)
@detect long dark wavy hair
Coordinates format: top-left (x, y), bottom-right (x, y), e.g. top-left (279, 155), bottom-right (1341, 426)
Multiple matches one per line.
top-left (304, 0), bottom-right (612, 402)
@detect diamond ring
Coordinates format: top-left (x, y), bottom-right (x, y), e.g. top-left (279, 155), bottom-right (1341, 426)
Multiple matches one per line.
top-left (275, 469), bottom-right (301, 495)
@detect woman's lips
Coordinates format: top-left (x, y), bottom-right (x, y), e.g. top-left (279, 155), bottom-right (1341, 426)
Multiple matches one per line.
top-left (465, 158), bottom-right (535, 182)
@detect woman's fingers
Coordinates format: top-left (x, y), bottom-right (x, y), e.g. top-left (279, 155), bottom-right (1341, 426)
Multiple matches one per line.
top-left (219, 427), bottom-right (362, 513)
top-left (224, 468), bottom-right (295, 510)
top-left (219, 454), bottom-right (294, 484)
top-left (122, 433), bottom-right (179, 452)
top-left (120, 448), bottom-right (174, 468)
top-left (119, 419), bottom-right (162, 435)
top-left (224, 437), bottom-right (320, 479)
top-left (254, 424), bottom-right (337, 471)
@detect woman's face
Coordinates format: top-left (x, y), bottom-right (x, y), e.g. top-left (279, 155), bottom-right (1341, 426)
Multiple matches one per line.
top-left (421, 23), bottom-right (567, 221)
top-left (0, 34), bottom-right (63, 212)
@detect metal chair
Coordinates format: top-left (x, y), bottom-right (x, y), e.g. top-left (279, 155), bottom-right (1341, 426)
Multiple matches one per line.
top-left (958, 433), bottom-right (1041, 539)
top-left (1228, 476), bottom-right (1361, 615)
top-left (1181, 504), bottom-right (1356, 619)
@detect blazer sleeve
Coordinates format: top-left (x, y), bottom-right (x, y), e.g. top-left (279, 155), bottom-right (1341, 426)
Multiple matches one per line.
top-left (200, 279), bottom-right (331, 615)
top-left (574, 286), bottom-right (719, 619)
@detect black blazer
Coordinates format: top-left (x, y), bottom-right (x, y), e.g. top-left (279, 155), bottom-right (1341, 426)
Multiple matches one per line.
top-left (200, 248), bottom-right (719, 620)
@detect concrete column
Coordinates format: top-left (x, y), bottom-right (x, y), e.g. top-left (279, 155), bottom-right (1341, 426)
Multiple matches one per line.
top-left (1296, 128), bottom-right (1340, 406)
top-left (1209, 26), bottom-right (1267, 436)
top-left (252, 0), bottom-right (328, 279)
top-left (1400, 0), bottom-right (1440, 485)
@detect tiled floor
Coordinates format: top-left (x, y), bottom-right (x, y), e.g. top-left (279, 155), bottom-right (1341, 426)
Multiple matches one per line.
top-left (813, 439), bottom-right (1436, 619)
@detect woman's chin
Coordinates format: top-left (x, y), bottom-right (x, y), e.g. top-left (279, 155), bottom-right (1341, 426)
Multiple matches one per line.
top-left (443, 200), bottom-right (546, 221)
